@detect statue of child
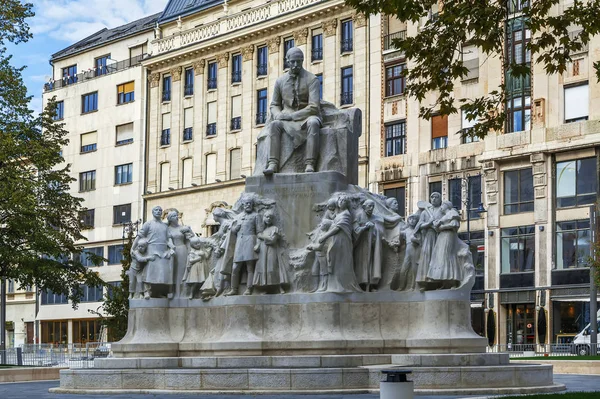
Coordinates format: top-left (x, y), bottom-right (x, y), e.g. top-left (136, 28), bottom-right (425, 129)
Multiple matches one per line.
top-left (307, 219), bottom-right (333, 292)
top-left (183, 237), bottom-right (213, 299)
top-left (129, 239), bottom-right (155, 299)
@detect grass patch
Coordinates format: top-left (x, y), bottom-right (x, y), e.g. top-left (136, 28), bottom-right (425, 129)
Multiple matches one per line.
top-left (516, 356), bottom-right (600, 361)
top-left (501, 393), bottom-right (600, 399)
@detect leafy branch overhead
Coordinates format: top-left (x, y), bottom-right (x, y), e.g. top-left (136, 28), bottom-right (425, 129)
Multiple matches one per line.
top-left (345, 0), bottom-right (600, 139)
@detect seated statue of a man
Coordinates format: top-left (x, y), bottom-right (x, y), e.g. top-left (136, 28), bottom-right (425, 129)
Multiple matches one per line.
top-left (262, 47), bottom-right (321, 175)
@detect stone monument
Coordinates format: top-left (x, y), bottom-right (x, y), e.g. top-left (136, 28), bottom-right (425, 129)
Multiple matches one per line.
top-left (53, 48), bottom-right (563, 395)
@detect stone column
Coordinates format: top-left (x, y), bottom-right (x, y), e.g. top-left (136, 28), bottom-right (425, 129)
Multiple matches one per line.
top-left (216, 52), bottom-right (230, 181)
top-left (353, 13), bottom-right (368, 185)
top-left (531, 153), bottom-right (548, 287)
top-left (169, 66), bottom-right (183, 189)
top-left (483, 160), bottom-right (499, 291)
top-left (147, 72), bottom-right (161, 193)
top-left (322, 18), bottom-right (338, 104)
top-left (241, 45), bottom-right (255, 176)
top-left (293, 28), bottom-right (308, 56)
top-left (267, 37), bottom-right (281, 96)
top-left (192, 60), bottom-right (205, 184)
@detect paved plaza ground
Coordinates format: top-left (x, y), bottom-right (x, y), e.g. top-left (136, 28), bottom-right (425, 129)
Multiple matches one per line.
top-left (0, 374), bottom-right (599, 399)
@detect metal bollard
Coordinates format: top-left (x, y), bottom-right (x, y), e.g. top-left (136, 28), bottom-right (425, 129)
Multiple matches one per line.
top-left (380, 369), bottom-right (413, 399)
top-left (16, 347), bottom-right (23, 366)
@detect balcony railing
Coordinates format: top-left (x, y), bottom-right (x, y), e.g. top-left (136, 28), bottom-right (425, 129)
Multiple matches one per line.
top-left (231, 116), bottom-right (241, 131)
top-left (206, 123), bottom-right (217, 136)
top-left (311, 48), bottom-right (323, 61)
top-left (231, 71), bottom-right (242, 83)
top-left (184, 84), bottom-right (194, 96)
top-left (340, 91), bottom-right (353, 106)
top-left (183, 127), bottom-right (193, 141)
top-left (383, 30), bottom-right (407, 51)
top-left (341, 39), bottom-right (353, 53)
top-left (44, 54), bottom-right (148, 92)
top-left (257, 64), bottom-right (268, 76)
top-left (256, 112), bottom-right (267, 125)
top-left (162, 90), bottom-right (171, 102)
top-left (161, 129), bottom-right (171, 146)
top-left (207, 78), bottom-right (217, 90)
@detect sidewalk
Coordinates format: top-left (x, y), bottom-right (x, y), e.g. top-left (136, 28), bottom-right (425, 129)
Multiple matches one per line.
top-left (0, 374), bottom-right (598, 399)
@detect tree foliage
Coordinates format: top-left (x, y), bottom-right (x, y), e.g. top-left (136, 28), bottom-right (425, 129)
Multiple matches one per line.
top-left (0, 1), bottom-right (103, 305)
top-left (346, 0), bottom-right (600, 138)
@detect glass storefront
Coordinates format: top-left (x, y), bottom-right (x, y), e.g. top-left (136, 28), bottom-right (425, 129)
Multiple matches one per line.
top-left (551, 301), bottom-right (598, 343)
top-left (506, 303), bottom-right (536, 347)
top-left (41, 320), bottom-right (68, 345)
top-left (72, 319), bottom-right (103, 344)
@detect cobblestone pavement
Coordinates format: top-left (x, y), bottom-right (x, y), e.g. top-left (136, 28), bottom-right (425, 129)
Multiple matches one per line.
top-left (0, 374), bottom-right (598, 399)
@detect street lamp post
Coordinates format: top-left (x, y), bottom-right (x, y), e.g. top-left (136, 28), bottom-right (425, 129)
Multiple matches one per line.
top-left (460, 174), bottom-right (486, 248)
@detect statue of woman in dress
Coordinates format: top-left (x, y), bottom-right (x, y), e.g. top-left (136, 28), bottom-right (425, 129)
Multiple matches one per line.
top-left (166, 209), bottom-right (195, 297)
top-left (427, 200), bottom-right (463, 289)
top-left (414, 192), bottom-right (443, 291)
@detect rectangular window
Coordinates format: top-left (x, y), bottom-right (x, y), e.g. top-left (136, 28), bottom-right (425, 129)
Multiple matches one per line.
top-left (507, 94), bottom-right (531, 133)
top-left (462, 44), bottom-right (479, 80)
top-left (41, 290), bottom-right (68, 305)
top-left (79, 247), bottom-right (104, 268)
top-left (256, 89), bottom-right (268, 125)
top-left (79, 170), bottom-right (96, 192)
top-left (54, 101), bottom-right (64, 120)
top-left (79, 209), bottom-right (95, 229)
top-left (385, 121), bottom-right (406, 156)
top-left (556, 220), bottom-right (591, 270)
top-left (117, 81), bottom-right (134, 104)
top-left (207, 62), bottom-right (217, 90)
top-left (283, 38), bottom-right (295, 69)
top-left (448, 178), bottom-right (462, 209)
top-left (7, 279), bottom-right (14, 293)
top-left (80, 284), bottom-right (103, 302)
top-left (385, 64), bottom-right (405, 97)
top-left (311, 29), bottom-right (323, 61)
top-left (107, 244), bottom-right (124, 265)
top-left (80, 131), bottom-right (97, 153)
top-left (461, 110), bottom-right (479, 143)
top-left (113, 204), bottom-right (131, 225)
top-left (182, 158), bottom-right (193, 188)
top-left (207, 101), bottom-right (217, 136)
top-left (160, 163), bottom-right (170, 192)
top-left (230, 148), bottom-right (241, 180)
top-left (468, 175), bottom-right (482, 218)
top-left (257, 46), bottom-right (268, 76)
top-left (504, 168), bottom-right (534, 214)
top-left (231, 95), bottom-right (242, 131)
top-left (162, 75), bottom-right (171, 102)
top-left (72, 319), bottom-right (102, 344)
top-left (231, 54), bottom-right (242, 83)
top-left (116, 122), bottom-right (134, 145)
top-left (183, 107), bottom-right (193, 141)
top-left (384, 186), bottom-right (406, 218)
top-left (94, 55), bottom-right (110, 77)
top-left (431, 114), bottom-right (448, 149)
top-left (341, 19), bottom-right (354, 52)
top-left (556, 157), bottom-right (597, 208)
top-left (316, 74), bottom-right (323, 100)
top-left (41, 321), bottom-right (68, 344)
top-left (161, 113), bottom-right (171, 146)
top-left (501, 225), bottom-right (535, 273)
top-left (564, 83), bottom-right (589, 123)
top-left (458, 231), bottom-right (485, 283)
top-left (115, 163), bottom-right (133, 185)
top-left (429, 181), bottom-right (442, 197)
top-left (62, 64), bottom-right (77, 85)
top-left (205, 153), bottom-right (217, 184)
top-left (184, 67), bottom-right (194, 96)
top-left (341, 66), bottom-right (353, 105)
top-left (129, 44), bottom-right (147, 61)
top-left (505, 17), bottom-right (531, 133)
top-left (81, 92), bottom-right (98, 114)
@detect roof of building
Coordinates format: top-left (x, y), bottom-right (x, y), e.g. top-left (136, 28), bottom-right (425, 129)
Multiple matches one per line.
top-left (51, 13), bottom-right (161, 61)
top-left (158, 0), bottom-right (224, 24)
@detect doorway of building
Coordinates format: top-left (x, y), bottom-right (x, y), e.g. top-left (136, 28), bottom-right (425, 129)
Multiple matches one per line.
top-left (25, 322), bottom-right (34, 344)
top-left (506, 303), bottom-right (536, 349)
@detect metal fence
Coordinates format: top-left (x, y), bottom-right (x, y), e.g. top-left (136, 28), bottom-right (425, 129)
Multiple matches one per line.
top-left (487, 343), bottom-right (600, 357)
top-left (0, 342), bottom-right (111, 368)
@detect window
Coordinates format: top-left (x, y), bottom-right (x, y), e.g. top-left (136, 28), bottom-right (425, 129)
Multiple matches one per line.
top-left (129, 44), bottom-right (147, 61)
top-left (231, 54), bottom-right (242, 83)
top-left (41, 321), bottom-right (68, 344)
top-left (72, 319), bottom-right (102, 344)
top-left (41, 290), bottom-right (68, 305)
top-left (341, 19), bottom-right (353, 52)
top-left (501, 225), bottom-right (535, 273)
top-left (117, 81), bottom-right (134, 104)
top-left (80, 284), bottom-right (103, 302)
top-left (468, 175), bottom-right (482, 218)
top-left (256, 89), bottom-right (268, 125)
top-left (7, 279), bottom-right (14, 293)
top-left (385, 64), bottom-right (405, 97)
top-left (316, 74), bottom-right (323, 100)
top-left (448, 178), bottom-right (462, 209)
top-left (231, 96), bottom-right (241, 131)
top-left (160, 163), bottom-right (170, 192)
top-left (230, 148), bottom-right (241, 180)
top-left (207, 61), bottom-right (217, 89)
top-left (564, 83), bottom-right (589, 123)
top-left (458, 231), bottom-right (485, 286)
top-left (108, 244), bottom-right (124, 265)
top-left (507, 94), bottom-right (531, 133)
top-left (504, 168), bottom-right (533, 214)
top-left (116, 122), bottom-right (134, 145)
top-left (341, 66), bottom-right (353, 105)
top-left (183, 108), bottom-right (194, 141)
top-left (207, 102), bottom-right (217, 136)
top-left (508, 0), bottom-right (530, 14)
top-left (162, 75), bottom-right (171, 101)
top-left (506, 17), bottom-right (531, 133)
top-left (54, 101), bottom-right (64, 120)
top-left (62, 64), bottom-right (77, 85)
top-left (79, 247), bottom-right (104, 268)
top-left (429, 181), bottom-right (442, 196)
top-left (182, 158), bottom-right (193, 188)
top-left (205, 153), bottom-right (217, 184)
top-left (95, 55), bottom-right (110, 76)
top-left (80, 132), bottom-right (97, 153)
top-left (283, 38), bottom-right (295, 69)
top-left (384, 186), bottom-right (406, 218)
top-left (556, 220), bottom-right (591, 269)
top-left (431, 114), bottom-right (448, 149)
top-left (385, 121), bottom-right (406, 156)
top-left (462, 44), bottom-right (479, 81)
top-left (113, 204), bottom-right (131, 225)
top-left (81, 92), bottom-right (98, 114)
top-left (312, 29), bottom-right (323, 61)
top-left (106, 281), bottom-right (121, 300)
top-left (79, 209), bottom-right (95, 229)
top-left (556, 157), bottom-right (597, 208)
top-left (257, 46), bottom-right (268, 76)
top-left (461, 110), bottom-right (479, 143)
top-left (115, 163), bottom-right (133, 185)
top-left (79, 170), bottom-right (96, 192)
top-left (184, 67), bottom-right (194, 96)
top-left (161, 113), bottom-right (171, 146)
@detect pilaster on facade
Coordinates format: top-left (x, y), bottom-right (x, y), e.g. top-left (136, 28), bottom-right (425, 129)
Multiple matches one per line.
top-left (170, 66), bottom-right (183, 81)
top-left (242, 45), bottom-right (254, 62)
top-left (149, 72), bottom-right (161, 88)
top-left (193, 60), bottom-right (206, 75)
top-left (217, 52), bottom-right (230, 69)
top-left (323, 18), bottom-right (338, 37)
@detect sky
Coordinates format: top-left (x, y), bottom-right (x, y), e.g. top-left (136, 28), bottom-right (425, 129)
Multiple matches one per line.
top-left (7, 0), bottom-right (169, 115)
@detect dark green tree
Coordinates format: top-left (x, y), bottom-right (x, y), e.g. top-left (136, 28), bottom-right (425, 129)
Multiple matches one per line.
top-left (0, 1), bottom-right (103, 307)
top-left (346, 0), bottom-right (600, 138)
